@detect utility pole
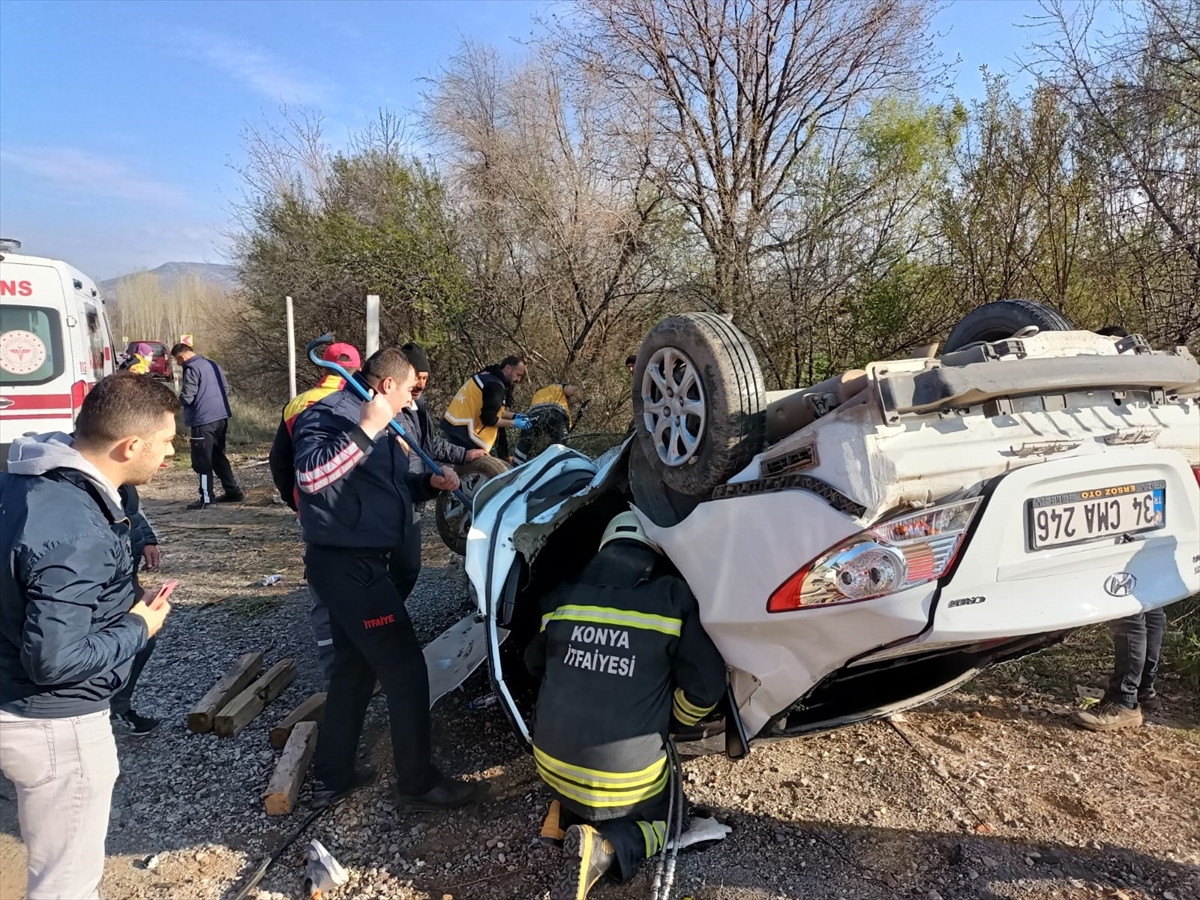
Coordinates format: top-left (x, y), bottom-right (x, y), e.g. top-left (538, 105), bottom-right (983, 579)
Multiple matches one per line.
top-left (285, 296), bottom-right (297, 399)
top-left (365, 294), bottom-right (380, 357)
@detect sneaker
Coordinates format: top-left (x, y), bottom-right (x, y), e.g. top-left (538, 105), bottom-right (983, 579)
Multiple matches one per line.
top-left (310, 766), bottom-right (377, 810)
top-left (111, 710), bottom-right (160, 736)
top-left (1071, 700), bottom-right (1143, 732)
top-left (397, 775), bottom-right (484, 811)
top-left (551, 824), bottom-right (615, 900)
top-left (186, 500), bottom-right (211, 511)
top-left (217, 491), bottom-right (245, 503)
top-left (1138, 691), bottom-right (1161, 712)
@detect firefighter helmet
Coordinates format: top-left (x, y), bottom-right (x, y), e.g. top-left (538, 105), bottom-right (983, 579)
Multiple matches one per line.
top-left (599, 510), bottom-right (661, 553)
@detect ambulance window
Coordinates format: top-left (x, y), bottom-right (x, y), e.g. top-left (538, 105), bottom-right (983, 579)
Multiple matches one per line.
top-left (0, 305), bottom-right (64, 385)
top-left (85, 310), bottom-right (106, 380)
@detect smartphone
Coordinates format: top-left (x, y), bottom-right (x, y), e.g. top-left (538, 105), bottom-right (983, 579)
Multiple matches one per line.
top-left (150, 580), bottom-right (178, 607)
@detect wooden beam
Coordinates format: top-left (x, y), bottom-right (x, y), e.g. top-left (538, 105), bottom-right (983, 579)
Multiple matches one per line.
top-left (269, 692), bottom-right (326, 750)
top-left (213, 659), bottom-right (295, 738)
top-left (187, 652), bottom-right (264, 734)
top-left (263, 721), bottom-right (318, 816)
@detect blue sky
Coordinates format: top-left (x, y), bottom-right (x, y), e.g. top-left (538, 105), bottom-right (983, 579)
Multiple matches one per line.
top-left (0, 0), bottom-right (1111, 280)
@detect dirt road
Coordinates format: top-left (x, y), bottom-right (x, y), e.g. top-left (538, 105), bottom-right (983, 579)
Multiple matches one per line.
top-left (1, 458), bottom-right (1196, 900)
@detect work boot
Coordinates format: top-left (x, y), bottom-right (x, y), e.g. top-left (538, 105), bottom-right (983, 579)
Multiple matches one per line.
top-left (551, 824), bottom-right (615, 900)
top-left (1070, 700), bottom-right (1143, 732)
top-left (217, 490), bottom-right (245, 503)
top-left (111, 710), bottom-right (160, 737)
top-left (1137, 690), bottom-right (1161, 712)
top-left (539, 799), bottom-right (566, 847)
top-left (310, 766), bottom-right (377, 810)
top-left (397, 775), bottom-right (484, 811)
top-left (186, 500), bottom-right (210, 511)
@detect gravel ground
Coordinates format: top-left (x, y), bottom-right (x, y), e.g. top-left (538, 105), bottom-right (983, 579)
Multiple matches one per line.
top-left (1, 454), bottom-right (1197, 900)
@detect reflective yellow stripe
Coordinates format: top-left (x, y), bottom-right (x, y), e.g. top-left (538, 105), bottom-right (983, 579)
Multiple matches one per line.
top-left (533, 746), bottom-right (665, 788)
top-left (672, 688), bottom-right (714, 725)
top-left (538, 762), bottom-right (669, 809)
top-left (540, 605), bottom-right (681, 637)
top-left (637, 820), bottom-right (667, 857)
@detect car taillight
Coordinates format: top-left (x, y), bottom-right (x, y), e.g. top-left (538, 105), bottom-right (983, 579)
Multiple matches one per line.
top-left (1193, 466), bottom-right (1200, 489)
top-left (767, 498), bottom-right (982, 613)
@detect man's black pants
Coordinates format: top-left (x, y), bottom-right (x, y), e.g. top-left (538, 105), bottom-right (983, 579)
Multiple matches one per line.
top-left (306, 543), bottom-right (435, 796)
top-left (190, 419), bottom-right (240, 503)
top-left (111, 637), bottom-right (157, 716)
top-left (1106, 608), bottom-right (1167, 707)
top-left (554, 787), bottom-right (677, 882)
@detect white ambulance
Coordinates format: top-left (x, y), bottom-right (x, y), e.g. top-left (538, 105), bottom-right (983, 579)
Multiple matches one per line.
top-left (0, 240), bottom-right (116, 466)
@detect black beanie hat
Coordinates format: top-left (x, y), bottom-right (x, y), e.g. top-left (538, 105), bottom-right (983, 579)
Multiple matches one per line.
top-left (401, 342), bottom-right (431, 374)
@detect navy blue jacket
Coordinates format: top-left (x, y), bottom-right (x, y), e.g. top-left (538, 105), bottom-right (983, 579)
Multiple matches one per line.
top-left (292, 391), bottom-right (440, 549)
top-left (0, 435), bottom-right (149, 718)
top-left (402, 397), bottom-right (469, 521)
top-left (179, 354), bottom-right (232, 427)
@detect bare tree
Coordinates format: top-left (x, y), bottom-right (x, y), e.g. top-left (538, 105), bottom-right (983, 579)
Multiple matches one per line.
top-left (1033, 0), bottom-right (1200, 343)
top-left (552, 0), bottom-right (938, 315)
top-left (425, 40), bottom-right (674, 394)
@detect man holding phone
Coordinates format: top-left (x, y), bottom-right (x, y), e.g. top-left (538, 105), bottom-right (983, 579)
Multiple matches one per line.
top-left (0, 373), bottom-right (178, 900)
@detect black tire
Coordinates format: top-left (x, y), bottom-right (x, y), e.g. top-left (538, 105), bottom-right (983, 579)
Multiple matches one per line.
top-left (628, 441), bottom-right (702, 528)
top-left (633, 313), bottom-right (766, 497)
top-left (944, 300), bottom-right (1075, 353)
top-left (434, 455), bottom-right (511, 556)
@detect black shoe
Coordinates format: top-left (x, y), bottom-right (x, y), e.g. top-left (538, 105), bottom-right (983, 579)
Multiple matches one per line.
top-left (1138, 691), bottom-right (1162, 712)
top-left (111, 710), bottom-right (160, 736)
top-left (311, 766), bottom-right (377, 810)
top-left (397, 775), bottom-right (484, 811)
top-left (217, 491), bottom-right (244, 503)
top-left (186, 500), bottom-right (211, 511)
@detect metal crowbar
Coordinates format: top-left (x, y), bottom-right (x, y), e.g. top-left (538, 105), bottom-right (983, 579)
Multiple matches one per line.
top-left (305, 333), bottom-right (469, 504)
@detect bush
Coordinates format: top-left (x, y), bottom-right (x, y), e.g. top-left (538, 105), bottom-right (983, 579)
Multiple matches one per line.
top-left (1165, 596), bottom-right (1200, 693)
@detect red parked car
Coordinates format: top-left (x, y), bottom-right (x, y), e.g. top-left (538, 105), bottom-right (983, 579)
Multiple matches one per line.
top-left (123, 340), bottom-right (173, 382)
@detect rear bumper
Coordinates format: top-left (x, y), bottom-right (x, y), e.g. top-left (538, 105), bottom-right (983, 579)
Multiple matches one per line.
top-left (933, 448), bottom-right (1199, 642)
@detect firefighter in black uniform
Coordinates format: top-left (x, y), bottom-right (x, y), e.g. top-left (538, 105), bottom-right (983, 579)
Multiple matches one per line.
top-left (292, 347), bottom-right (480, 811)
top-left (525, 511), bottom-right (727, 899)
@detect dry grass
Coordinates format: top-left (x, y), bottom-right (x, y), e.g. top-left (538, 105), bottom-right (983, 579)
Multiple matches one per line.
top-left (227, 395), bottom-right (281, 445)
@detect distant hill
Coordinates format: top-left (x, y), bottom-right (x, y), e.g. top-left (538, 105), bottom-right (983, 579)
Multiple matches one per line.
top-left (101, 262), bottom-right (240, 297)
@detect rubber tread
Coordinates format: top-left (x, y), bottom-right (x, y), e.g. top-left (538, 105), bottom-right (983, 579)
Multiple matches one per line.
top-left (632, 312), bottom-right (767, 497)
top-left (944, 299), bottom-right (1075, 353)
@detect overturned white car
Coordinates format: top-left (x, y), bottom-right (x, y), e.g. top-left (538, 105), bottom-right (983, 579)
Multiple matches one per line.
top-left (461, 302), bottom-right (1200, 756)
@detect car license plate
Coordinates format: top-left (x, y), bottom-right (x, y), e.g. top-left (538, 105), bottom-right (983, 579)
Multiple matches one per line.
top-left (1028, 481), bottom-right (1166, 550)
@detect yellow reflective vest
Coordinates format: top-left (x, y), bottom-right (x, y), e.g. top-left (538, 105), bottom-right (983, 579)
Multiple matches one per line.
top-left (443, 370), bottom-right (508, 451)
top-left (530, 383), bottom-right (572, 427)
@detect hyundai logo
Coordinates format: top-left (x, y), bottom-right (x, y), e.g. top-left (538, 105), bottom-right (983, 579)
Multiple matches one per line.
top-left (1104, 572), bottom-right (1138, 597)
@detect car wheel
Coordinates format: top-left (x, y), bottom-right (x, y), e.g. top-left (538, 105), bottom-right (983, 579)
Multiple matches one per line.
top-left (633, 313), bottom-right (766, 497)
top-left (944, 300), bottom-right (1075, 353)
top-left (628, 440), bottom-right (702, 527)
top-left (435, 455), bottom-right (511, 556)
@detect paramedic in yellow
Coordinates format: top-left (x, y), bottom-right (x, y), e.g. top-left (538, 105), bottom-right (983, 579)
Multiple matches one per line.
top-left (513, 382), bottom-right (583, 464)
top-left (525, 511), bottom-right (727, 900)
top-left (120, 342), bottom-right (154, 375)
top-left (440, 355), bottom-right (528, 456)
